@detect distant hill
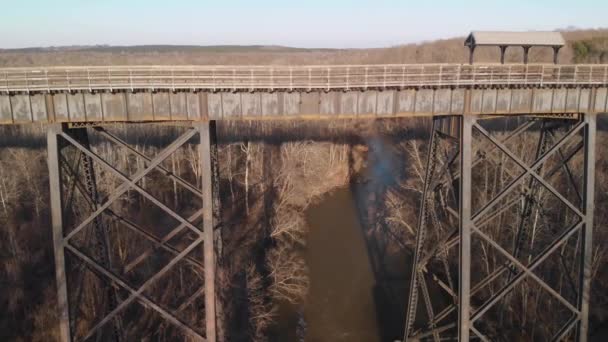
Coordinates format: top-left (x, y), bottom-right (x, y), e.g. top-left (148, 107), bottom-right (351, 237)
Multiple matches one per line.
top-left (0, 44), bottom-right (337, 54)
top-left (0, 28), bottom-right (606, 67)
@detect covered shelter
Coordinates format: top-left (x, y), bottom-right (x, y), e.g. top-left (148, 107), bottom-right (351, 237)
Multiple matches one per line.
top-left (464, 31), bottom-right (565, 64)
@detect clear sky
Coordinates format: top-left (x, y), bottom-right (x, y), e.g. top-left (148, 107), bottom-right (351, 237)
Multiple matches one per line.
top-left (1, 0), bottom-right (606, 49)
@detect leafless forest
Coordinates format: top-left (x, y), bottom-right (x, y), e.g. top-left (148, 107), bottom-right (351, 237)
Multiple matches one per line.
top-left (0, 29), bottom-right (608, 341)
top-left (1, 29), bottom-right (607, 67)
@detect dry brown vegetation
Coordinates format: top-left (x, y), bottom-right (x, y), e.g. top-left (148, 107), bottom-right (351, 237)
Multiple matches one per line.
top-left (1, 116), bottom-right (607, 341)
top-left (0, 114), bottom-right (606, 341)
top-left (1, 29), bottom-right (608, 67)
top-left (1, 29), bottom-right (608, 341)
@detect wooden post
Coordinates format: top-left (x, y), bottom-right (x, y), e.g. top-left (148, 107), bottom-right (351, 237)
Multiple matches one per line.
top-left (523, 46), bottom-right (531, 64)
top-left (500, 46), bottom-right (508, 64)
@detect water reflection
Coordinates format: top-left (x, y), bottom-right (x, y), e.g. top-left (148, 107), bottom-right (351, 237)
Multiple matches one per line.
top-left (277, 137), bottom-right (411, 341)
top-left (304, 187), bottom-right (381, 342)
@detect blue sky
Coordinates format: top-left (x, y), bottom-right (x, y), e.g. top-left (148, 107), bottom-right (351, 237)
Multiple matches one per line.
top-left (1, 0), bottom-right (606, 49)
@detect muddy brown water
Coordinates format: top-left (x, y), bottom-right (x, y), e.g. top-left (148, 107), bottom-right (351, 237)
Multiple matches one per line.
top-left (303, 186), bottom-right (381, 341)
top-left (274, 137), bottom-right (412, 341)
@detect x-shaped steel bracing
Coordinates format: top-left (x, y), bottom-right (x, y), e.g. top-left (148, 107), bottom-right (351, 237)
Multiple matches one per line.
top-left (48, 123), bottom-right (218, 342)
top-left (405, 113), bottom-right (596, 341)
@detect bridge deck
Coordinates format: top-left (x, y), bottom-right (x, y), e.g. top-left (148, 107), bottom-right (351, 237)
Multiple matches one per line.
top-left (1, 64), bottom-right (607, 92)
top-left (0, 64), bottom-right (607, 124)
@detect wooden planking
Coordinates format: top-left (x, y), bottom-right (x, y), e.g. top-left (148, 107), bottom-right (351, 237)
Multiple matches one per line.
top-left (222, 93), bottom-right (242, 118)
top-left (595, 88), bottom-right (607, 113)
top-left (0, 95), bottom-right (12, 123)
top-left (496, 89), bottom-right (511, 113)
top-left (565, 88), bottom-right (580, 112)
top-left (282, 93), bottom-right (300, 116)
top-left (67, 93), bottom-right (85, 122)
top-left (241, 93), bottom-right (261, 117)
top-left (433, 89), bottom-right (451, 115)
top-left (261, 93), bottom-right (279, 116)
top-left (320, 92), bottom-right (339, 116)
top-left (102, 92), bottom-right (127, 121)
top-left (300, 92), bottom-right (320, 115)
top-left (11, 95), bottom-right (32, 123)
top-left (451, 89), bottom-right (465, 114)
top-left (186, 93), bottom-right (202, 120)
top-left (125, 92), bottom-right (153, 121)
top-left (578, 88), bottom-right (591, 112)
top-left (358, 91), bottom-right (377, 115)
top-left (207, 93), bottom-right (222, 120)
top-left (170, 92), bottom-right (188, 120)
top-left (31, 94), bottom-right (48, 122)
top-left (552, 88), bottom-right (567, 113)
top-left (340, 92), bottom-right (358, 116)
top-left (0, 64), bottom-right (605, 94)
top-left (0, 86), bottom-right (608, 124)
top-left (152, 92), bottom-right (171, 120)
top-left (415, 89), bottom-right (434, 113)
top-left (397, 89), bottom-right (416, 113)
top-left (53, 94), bottom-right (69, 121)
top-left (510, 89), bottom-right (531, 113)
top-left (377, 90), bottom-right (395, 116)
top-left (533, 89), bottom-right (553, 113)
top-left (579, 89), bottom-right (591, 112)
top-left (471, 89), bottom-right (483, 113)
top-left (84, 93), bottom-right (103, 121)
top-left (482, 89), bottom-right (498, 114)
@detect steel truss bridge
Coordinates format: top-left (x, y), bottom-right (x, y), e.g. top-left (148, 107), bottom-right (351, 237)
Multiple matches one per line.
top-left (1, 63), bottom-right (607, 341)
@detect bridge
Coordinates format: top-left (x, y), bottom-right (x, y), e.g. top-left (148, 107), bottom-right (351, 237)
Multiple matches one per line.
top-left (1, 64), bottom-right (607, 122)
top-left (1, 62), bottom-right (607, 342)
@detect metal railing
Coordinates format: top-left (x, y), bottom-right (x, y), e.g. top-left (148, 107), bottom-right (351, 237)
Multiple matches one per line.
top-left (1, 64), bottom-right (607, 93)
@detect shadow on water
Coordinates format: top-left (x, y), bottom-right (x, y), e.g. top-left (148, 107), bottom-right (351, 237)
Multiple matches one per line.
top-left (304, 186), bottom-right (381, 342)
top-left (298, 137), bottom-right (414, 341)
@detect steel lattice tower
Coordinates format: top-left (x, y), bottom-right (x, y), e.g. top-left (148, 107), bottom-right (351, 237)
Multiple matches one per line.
top-left (403, 110), bottom-right (597, 341)
top-left (47, 122), bottom-right (219, 342)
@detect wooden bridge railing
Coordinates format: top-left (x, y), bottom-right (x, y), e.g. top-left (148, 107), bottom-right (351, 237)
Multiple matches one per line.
top-left (1, 64), bottom-right (608, 93)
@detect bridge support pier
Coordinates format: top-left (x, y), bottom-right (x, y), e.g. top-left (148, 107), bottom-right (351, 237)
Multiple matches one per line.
top-left (404, 112), bottom-right (597, 341)
top-left (47, 124), bottom-right (72, 342)
top-left (47, 121), bottom-right (218, 342)
top-left (578, 112), bottom-right (596, 342)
